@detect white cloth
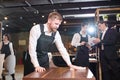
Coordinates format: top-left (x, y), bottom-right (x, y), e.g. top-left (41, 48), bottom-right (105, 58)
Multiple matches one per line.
top-left (29, 24), bottom-right (72, 67)
top-left (87, 69), bottom-right (94, 78)
top-left (0, 54), bottom-right (5, 78)
top-left (4, 54), bottom-right (16, 74)
top-left (48, 52), bottom-right (57, 68)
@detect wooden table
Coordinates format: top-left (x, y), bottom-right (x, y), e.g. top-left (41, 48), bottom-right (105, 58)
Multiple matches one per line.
top-left (23, 67), bottom-right (95, 80)
top-left (52, 54), bottom-right (97, 67)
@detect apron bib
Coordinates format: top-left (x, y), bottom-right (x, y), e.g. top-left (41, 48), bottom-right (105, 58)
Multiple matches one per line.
top-left (36, 24), bottom-right (56, 68)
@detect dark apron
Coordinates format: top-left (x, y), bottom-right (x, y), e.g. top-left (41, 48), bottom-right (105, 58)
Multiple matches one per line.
top-left (23, 24), bottom-right (56, 76)
top-left (74, 33), bottom-right (89, 67)
top-left (1, 42), bottom-right (11, 59)
top-left (36, 24), bottom-right (55, 68)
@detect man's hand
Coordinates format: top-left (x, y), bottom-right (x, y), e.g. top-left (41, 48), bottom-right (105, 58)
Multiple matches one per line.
top-left (93, 38), bottom-right (101, 44)
top-left (80, 41), bottom-right (86, 45)
top-left (85, 43), bottom-right (92, 50)
top-left (68, 64), bottom-right (86, 70)
top-left (35, 66), bottom-right (46, 72)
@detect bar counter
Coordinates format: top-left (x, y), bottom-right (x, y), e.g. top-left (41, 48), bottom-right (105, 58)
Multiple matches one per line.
top-left (23, 67), bottom-right (95, 80)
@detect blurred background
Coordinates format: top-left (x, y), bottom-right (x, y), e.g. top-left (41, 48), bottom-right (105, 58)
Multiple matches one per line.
top-left (0, 0), bottom-right (120, 65)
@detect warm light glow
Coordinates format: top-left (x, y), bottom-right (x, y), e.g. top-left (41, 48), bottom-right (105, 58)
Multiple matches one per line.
top-left (4, 17), bottom-right (8, 20)
top-left (42, 15), bottom-right (45, 18)
top-left (63, 13), bottom-right (95, 18)
top-left (33, 23), bottom-right (36, 25)
top-left (87, 27), bottom-right (95, 34)
top-left (63, 21), bottom-right (67, 24)
top-left (2, 27), bottom-right (4, 30)
top-left (6, 25), bottom-right (8, 27)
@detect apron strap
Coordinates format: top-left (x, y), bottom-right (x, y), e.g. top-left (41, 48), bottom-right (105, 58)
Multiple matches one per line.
top-left (40, 24), bottom-right (44, 34)
top-left (40, 24), bottom-right (56, 37)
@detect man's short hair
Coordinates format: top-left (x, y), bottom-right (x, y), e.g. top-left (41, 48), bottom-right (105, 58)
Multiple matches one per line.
top-left (97, 16), bottom-right (107, 24)
top-left (48, 11), bottom-right (63, 21)
top-left (81, 23), bottom-right (88, 27)
top-left (97, 16), bottom-right (108, 26)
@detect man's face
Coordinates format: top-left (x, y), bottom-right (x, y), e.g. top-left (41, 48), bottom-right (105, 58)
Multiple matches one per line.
top-left (98, 22), bottom-right (106, 31)
top-left (81, 25), bottom-right (88, 33)
top-left (49, 18), bottom-right (62, 32)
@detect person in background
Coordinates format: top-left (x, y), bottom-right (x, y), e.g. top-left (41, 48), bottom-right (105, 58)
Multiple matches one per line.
top-left (71, 23), bottom-right (92, 67)
top-left (93, 21), bottom-right (120, 80)
top-left (71, 23), bottom-right (97, 78)
top-left (28, 11), bottom-right (84, 74)
top-left (0, 49), bottom-right (5, 80)
top-left (0, 33), bottom-right (16, 80)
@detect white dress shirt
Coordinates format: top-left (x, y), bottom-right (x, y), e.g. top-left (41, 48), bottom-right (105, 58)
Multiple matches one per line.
top-left (0, 41), bottom-right (14, 55)
top-left (101, 27), bottom-right (108, 40)
top-left (29, 24), bottom-right (72, 67)
top-left (71, 32), bottom-right (94, 47)
top-left (0, 41), bottom-right (16, 74)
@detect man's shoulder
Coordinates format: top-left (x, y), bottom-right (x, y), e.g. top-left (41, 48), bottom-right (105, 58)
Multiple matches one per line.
top-left (108, 27), bottom-right (117, 32)
top-left (55, 31), bottom-right (59, 35)
top-left (30, 24), bottom-right (40, 31)
top-left (74, 32), bottom-right (80, 36)
top-left (9, 41), bottom-right (12, 44)
top-left (33, 24), bottom-right (40, 28)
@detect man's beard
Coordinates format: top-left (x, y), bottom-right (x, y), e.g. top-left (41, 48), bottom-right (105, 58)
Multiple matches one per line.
top-left (52, 28), bottom-right (57, 32)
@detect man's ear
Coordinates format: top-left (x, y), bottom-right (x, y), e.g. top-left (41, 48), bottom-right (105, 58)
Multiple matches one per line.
top-left (48, 18), bottom-right (52, 23)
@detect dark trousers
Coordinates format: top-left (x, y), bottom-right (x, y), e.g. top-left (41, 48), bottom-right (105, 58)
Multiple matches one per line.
top-left (74, 46), bottom-right (89, 67)
top-left (100, 52), bottom-right (120, 80)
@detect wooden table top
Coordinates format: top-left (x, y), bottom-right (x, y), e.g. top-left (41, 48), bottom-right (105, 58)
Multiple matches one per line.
top-left (52, 53), bottom-right (97, 63)
top-left (23, 67), bottom-right (95, 80)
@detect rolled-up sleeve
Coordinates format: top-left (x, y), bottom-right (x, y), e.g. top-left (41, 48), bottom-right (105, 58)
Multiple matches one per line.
top-left (29, 25), bottom-right (40, 67)
top-left (9, 42), bottom-right (14, 55)
top-left (54, 31), bottom-right (72, 65)
top-left (71, 33), bottom-right (81, 47)
top-left (88, 36), bottom-right (96, 46)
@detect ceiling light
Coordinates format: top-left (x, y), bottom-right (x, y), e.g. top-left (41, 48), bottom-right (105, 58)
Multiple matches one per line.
top-left (33, 23), bottom-right (36, 25)
top-left (6, 25), bottom-right (9, 27)
top-left (63, 13), bottom-right (95, 18)
top-left (59, 8), bottom-right (79, 11)
top-left (81, 5), bottom-right (120, 10)
top-left (42, 15), bottom-right (45, 18)
top-left (70, 0), bottom-right (110, 2)
top-left (20, 17), bottom-right (23, 20)
top-left (81, 6), bottom-right (110, 9)
top-left (63, 21), bottom-right (67, 24)
top-left (2, 27), bottom-right (4, 30)
top-left (4, 17), bottom-right (8, 20)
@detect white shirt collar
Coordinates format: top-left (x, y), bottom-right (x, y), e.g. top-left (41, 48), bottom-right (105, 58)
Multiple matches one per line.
top-left (102, 27), bottom-right (108, 33)
top-left (104, 27), bottom-right (108, 31)
top-left (43, 24), bottom-right (53, 36)
top-left (101, 27), bottom-right (108, 40)
top-left (44, 24), bottom-right (49, 32)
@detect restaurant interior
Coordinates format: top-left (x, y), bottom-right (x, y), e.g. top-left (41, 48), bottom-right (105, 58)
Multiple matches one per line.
top-left (0, 0), bottom-right (120, 80)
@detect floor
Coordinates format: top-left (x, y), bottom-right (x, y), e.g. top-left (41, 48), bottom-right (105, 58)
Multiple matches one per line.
top-left (5, 60), bottom-right (57, 80)
top-left (4, 56), bottom-right (59, 80)
top-left (5, 65), bottom-right (24, 80)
